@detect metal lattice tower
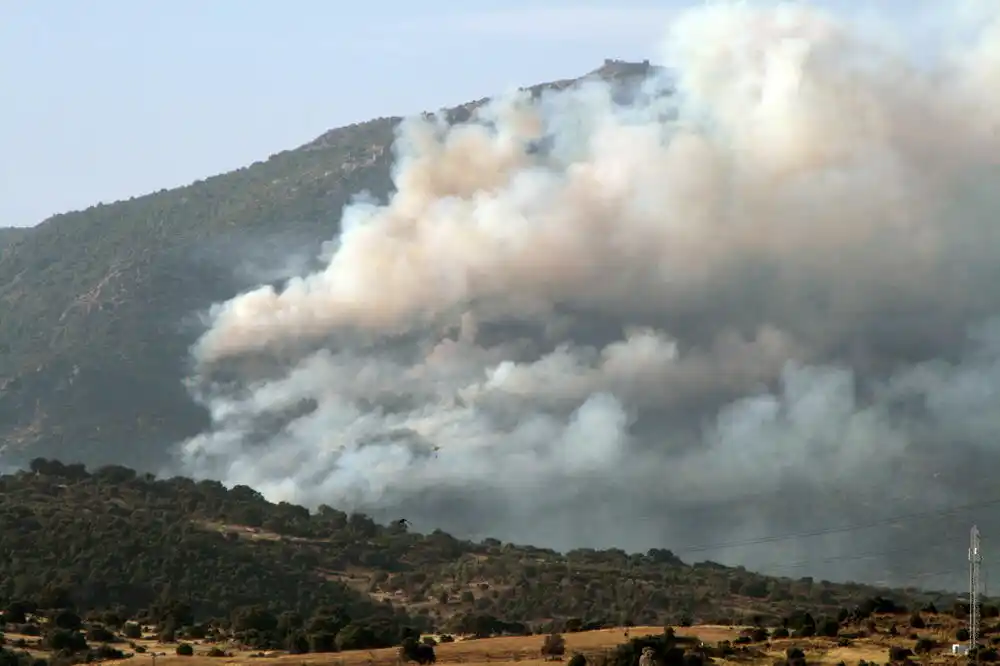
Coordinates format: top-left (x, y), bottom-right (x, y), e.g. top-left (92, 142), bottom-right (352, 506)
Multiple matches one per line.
top-left (970, 525), bottom-right (982, 649)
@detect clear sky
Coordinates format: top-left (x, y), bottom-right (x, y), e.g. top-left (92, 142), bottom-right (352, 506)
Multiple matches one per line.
top-left (1, 0), bottom-right (946, 228)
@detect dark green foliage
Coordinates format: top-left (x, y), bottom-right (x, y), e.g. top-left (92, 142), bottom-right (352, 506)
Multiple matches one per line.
top-left (335, 622), bottom-right (393, 651)
top-left (400, 637), bottom-right (436, 664)
top-left (974, 646), bottom-right (1000, 662)
top-left (50, 613), bottom-right (80, 632)
top-left (909, 613), bottom-right (925, 629)
top-left (541, 633), bottom-right (566, 658)
top-left (306, 632), bottom-right (336, 653)
top-left (0, 648), bottom-right (38, 666)
top-left (604, 633), bottom-right (697, 666)
top-left (90, 644), bottom-right (125, 661)
top-left (785, 646), bottom-right (806, 666)
top-left (958, 628), bottom-right (971, 641)
top-left (43, 630), bottom-right (86, 653)
top-left (83, 626), bottom-right (116, 643)
top-left (176, 643), bottom-right (194, 656)
top-left (568, 653), bottom-right (587, 666)
top-left (0, 460), bottom-right (950, 638)
top-left (888, 645), bottom-right (912, 662)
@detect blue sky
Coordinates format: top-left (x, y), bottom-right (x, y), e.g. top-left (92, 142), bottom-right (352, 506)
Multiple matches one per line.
top-left (1, 0), bottom-right (945, 227)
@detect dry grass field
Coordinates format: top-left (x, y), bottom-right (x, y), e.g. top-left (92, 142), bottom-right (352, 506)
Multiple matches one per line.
top-left (18, 618), bottom-right (971, 666)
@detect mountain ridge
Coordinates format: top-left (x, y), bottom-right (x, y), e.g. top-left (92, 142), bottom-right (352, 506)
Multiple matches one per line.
top-left (0, 61), bottom-right (659, 472)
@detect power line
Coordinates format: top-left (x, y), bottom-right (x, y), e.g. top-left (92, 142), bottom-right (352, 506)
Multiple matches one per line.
top-left (668, 496), bottom-right (1000, 556)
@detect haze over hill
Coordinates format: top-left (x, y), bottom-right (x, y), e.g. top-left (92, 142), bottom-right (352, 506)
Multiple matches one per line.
top-left (4, 1), bottom-right (1000, 592)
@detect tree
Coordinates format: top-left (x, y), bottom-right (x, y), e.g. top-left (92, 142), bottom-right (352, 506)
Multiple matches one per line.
top-left (336, 623), bottom-right (385, 651)
top-left (542, 633), bottom-right (566, 659)
top-left (231, 606), bottom-right (277, 634)
top-left (816, 617), bottom-right (839, 638)
top-left (85, 626), bottom-right (116, 643)
top-left (400, 637), bottom-right (436, 664)
top-left (176, 643), bottom-right (194, 656)
top-left (44, 630), bottom-right (87, 653)
top-left (51, 610), bottom-right (81, 631)
top-left (308, 632), bottom-right (337, 653)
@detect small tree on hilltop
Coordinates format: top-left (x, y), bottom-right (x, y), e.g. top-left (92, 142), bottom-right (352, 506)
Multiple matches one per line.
top-left (542, 633), bottom-right (566, 660)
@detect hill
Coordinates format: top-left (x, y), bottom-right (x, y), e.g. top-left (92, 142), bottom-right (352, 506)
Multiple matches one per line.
top-left (0, 60), bottom-right (656, 472)
top-left (0, 228), bottom-right (28, 249)
top-left (0, 460), bottom-right (985, 665)
top-left (0, 460), bottom-right (952, 631)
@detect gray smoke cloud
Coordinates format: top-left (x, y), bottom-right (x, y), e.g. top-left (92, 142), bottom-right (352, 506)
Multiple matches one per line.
top-left (172, 1), bottom-right (1000, 590)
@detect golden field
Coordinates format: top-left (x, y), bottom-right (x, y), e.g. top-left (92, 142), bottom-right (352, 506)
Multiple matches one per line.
top-left (19, 617), bottom-right (973, 666)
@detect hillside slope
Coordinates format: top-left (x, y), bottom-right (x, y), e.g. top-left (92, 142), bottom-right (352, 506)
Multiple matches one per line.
top-left (0, 228), bottom-right (28, 248)
top-left (0, 459), bottom-right (948, 631)
top-left (0, 61), bottom-right (654, 471)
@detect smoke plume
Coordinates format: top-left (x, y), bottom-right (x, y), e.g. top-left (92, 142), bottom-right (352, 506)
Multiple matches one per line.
top-left (174, 1), bottom-right (1000, 589)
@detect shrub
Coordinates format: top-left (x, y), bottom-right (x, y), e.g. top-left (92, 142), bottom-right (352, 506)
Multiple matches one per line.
top-left (85, 626), bottom-right (117, 643)
top-left (49, 612), bottom-right (80, 633)
top-left (888, 646), bottom-right (912, 662)
top-left (400, 638), bottom-right (436, 665)
top-left (90, 645), bottom-right (125, 661)
top-left (44, 630), bottom-right (87, 654)
top-left (176, 643), bottom-right (194, 656)
top-left (542, 634), bottom-right (566, 658)
top-left (909, 613), bottom-right (925, 629)
top-left (976, 647), bottom-right (1000, 662)
top-left (816, 618), bottom-right (839, 638)
top-left (568, 654), bottom-right (587, 666)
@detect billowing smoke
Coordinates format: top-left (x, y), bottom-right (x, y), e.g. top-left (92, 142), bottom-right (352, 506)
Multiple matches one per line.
top-left (173, 2), bottom-right (1000, 589)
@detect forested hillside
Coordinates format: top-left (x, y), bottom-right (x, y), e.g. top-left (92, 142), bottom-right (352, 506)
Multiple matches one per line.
top-left (0, 459), bottom-right (945, 632)
top-left (0, 61), bottom-right (654, 472)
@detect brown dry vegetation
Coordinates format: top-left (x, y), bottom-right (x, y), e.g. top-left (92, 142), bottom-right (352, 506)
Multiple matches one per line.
top-left (12, 615), bottom-right (981, 666)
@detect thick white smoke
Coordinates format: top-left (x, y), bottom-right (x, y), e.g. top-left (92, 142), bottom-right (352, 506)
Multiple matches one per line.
top-left (175, 1), bottom-right (1000, 587)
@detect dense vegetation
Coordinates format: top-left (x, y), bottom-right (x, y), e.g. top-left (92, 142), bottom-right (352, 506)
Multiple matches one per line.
top-left (0, 460), bottom-right (950, 630)
top-left (0, 61), bottom-right (653, 472)
top-left (0, 459), bottom-right (991, 665)
top-left (0, 228), bottom-right (28, 249)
